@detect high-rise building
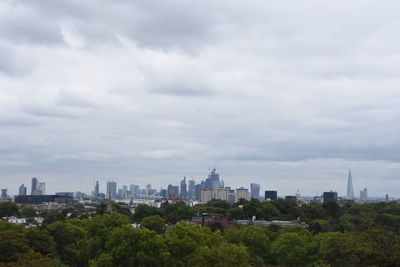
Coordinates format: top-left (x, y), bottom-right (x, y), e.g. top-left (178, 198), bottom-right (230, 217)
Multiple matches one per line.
top-left (323, 191), bottom-right (338, 202)
top-left (195, 184), bottom-right (203, 201)
top-left (360, 188), bottom-right (368, 201)
top-left (201, 188), bottom-right (213, 203)
top-left (106, 181), bottom-right (117, 198)
top-left (265, 190), bottom-right (277, 200)
top-left (19, 184), bottom-right (27, 195)
top-left (180, 177), bottom-right (187, 199)
top-left (167, 184), bottom-right (179, 199)
top-left (250, 183), bottom-right (260, 199)
top-left (215, 187), bottom-right (229, 201)
top-left (31, 177), bottom-right (38, 195)
top-left (228, 189), bottom-right (236, 203)
top-left (188, 179), bottom-right (196, 200)
top-left (1, 189), bottom-right (8, 199)
top-left (346, 170), bottom-right (354, 200)
top-left (94, 180), bottom-right (100, 197)
top-left (208, 168), bottom-right (221, 189)
top-left (145, 184), bottom-right (151, 195)
top-left (235, 187), bottom-right (249, 202)
top-left (130, 184), bottom-right (140, 195)
top-left (38, 182), bottom-right (46, 195)
top-left (121, 185), bottom-right (128, 198)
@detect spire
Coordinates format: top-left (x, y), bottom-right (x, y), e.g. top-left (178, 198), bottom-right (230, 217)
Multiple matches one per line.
top-left (346, 170), bottom-right (354, 200)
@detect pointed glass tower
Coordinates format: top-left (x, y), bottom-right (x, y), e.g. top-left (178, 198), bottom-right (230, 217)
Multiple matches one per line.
top-left (346, 170), bottom-right (354, 199)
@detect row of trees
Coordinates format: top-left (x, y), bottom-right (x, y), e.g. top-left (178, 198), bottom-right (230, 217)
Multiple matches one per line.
top-left (1, 199), bottom-right (400, 266)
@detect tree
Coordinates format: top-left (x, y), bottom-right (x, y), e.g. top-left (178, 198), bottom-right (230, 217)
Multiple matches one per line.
top-left (132, 204), bottom-right (163, 222)
top-left (322, 201), bottom-right (341, 218)
top-left (25, 228), bottom-right (57, 257)
top-left (0, 202), bottom-right (19, 217)
top-left (271, 232), bottom-right (311, 266)
top-left (141, 215), bottom-right (166, 234)
top-left (20, 206), bottom-right (37, 218)
top-left (224, 225), bottom-right (272, 264)
top-left (188, 243), bottom-right (252, 267)
top-left (226, 207), bottom-right (245, 221)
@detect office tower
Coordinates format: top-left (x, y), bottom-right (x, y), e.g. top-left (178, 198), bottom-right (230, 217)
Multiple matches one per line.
top-left (346, 170), bottom-right (354, 200)
top-left (1, 189), bottom-right (7, 199)
top-left (215, 187), bottom-right (229, 201)
top-left (160, 189), bottom-right (167, 198)
top-left (130, 184), bottom-right (140, 195)
top-left (285, 195), bottom-right (296, 201)
top-left (31, 177), bottom-right (38, 195)
top-left (19, 184), bottom-right (27, 195)
top-left (360, 188), bottom-right (368, 201)
top-left (94, 181), bottom-right (100, 197)
top-left (385, 194), bottom-right (389, 201)
top-left (195, 184), bottom-right (203, 201)
top-left (250, 183), bottom-right (260, 199)
top-left (145, 184), bottom-right (151, 195)
top-left (121, 185), bottom-right (128, 198)
top-left (235, 187), bottom-right (249, 202)
top-left (265, 190), bottom-right (278, 200)
top-left (188, 179), bottom-right (196, 200)
top-left (38, 182), bottom-right (46, 195)
top-left (323, 191), bottom-right (338, 202)
top-left (107, 181), bottom-right (117, 198)
top-left (201, 188), bottom-right (213, 203)
top-left (228, 189), bottom-right (236, 203)
top-left (220, 179), bottom-right (224, 188)
top-left (167, 184), bottom-right (179, 199)
top-left (208, 168), bottom-right (221, 189)
top-left (180, 177), bottom-right (187, 199)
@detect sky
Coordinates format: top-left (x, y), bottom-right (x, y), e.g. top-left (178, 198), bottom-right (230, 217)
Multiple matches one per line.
top-left (1, 0), bottom-right (400, 197)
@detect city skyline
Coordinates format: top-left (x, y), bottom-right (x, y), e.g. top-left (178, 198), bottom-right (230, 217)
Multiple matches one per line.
top-left (1, 1), bottom-right (400, 197)
top-left (1, 168), bottom-right (392, 199)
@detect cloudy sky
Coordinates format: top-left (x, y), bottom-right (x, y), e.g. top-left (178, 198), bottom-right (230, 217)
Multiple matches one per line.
top-left (1, 0), bottom-right (400, 197)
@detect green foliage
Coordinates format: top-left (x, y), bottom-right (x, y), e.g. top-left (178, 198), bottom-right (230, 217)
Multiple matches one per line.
top-left (0, 202), bottom-right (18, 218)
top-left (20, 206), bottom-right (37, 218)
top-left (271, 232), bottom-right (312, 266)
top-left (140, 215), bottom-right (166, 234)
top-left (132, 204), bottom-right (162, 222)
top-left (188, 243), bottom-right (252, 267)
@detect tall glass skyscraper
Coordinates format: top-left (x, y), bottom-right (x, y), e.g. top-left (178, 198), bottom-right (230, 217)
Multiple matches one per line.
top-left (346, 170), bottom-right (354, 200)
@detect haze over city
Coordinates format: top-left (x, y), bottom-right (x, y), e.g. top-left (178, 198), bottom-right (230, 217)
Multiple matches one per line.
top-left (1, 0), bottom-right (400, 197)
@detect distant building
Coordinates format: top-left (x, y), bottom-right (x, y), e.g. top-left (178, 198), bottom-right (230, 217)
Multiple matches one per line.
top-left (346, 170), bottom-right (354, 200)
top-left (180, 177), bottom-right (187, 199)
top-left (265, 190), bottom-right (277, 200)
top-left (167, 184), bottom-right (179, 199)
top-left (195, 184), bottom-right (203, 201)
top-left (215, 187), bottom-right (229, 201)
top-left (192, 214), bottom-right (229, 228)
top-left (285, 195), bottom-right (297, 201)
top-left (38, 182), bottom-right (46, 195)
top-left (228, 188), bottom-right (236, 203)
top-left (201, 188), bottom-right (213, 203)
top-left (323, 191), bottom-right (338, 202)
top-left (188, 179), bottom-right (196, 200)
top-left (160, 189), bottom-right (167, 198)
top-left (15, 195), bottom-right (73, 205)
top-left (235, 187), bottom-right (249, 202)
top-left (94, 180), bottom-right (100, 198)
top-left (106, 181), bottom-right (117, 198)
top-left (130, 184), bottom-right (140, 195)
top-left (55, 192), bottom-right (74, 198)
top-left (19, 184), bottom-right (27, 196)
top-left (250, 183), bottom-right (260, 199)
top-left (145, 184), bottom-right (151, 195)
top-left (1, 189), bottom-right (8, 199)
top-left (31, 177), bottom-right (38, 195)
top-left (360, 188), bottom-right (368, 201)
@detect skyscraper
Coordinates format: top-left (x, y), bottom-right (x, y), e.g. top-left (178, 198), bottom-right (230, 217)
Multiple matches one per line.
top-left (346, 170), bottom-right (354, 200)
top-left (180, 177), bottom-right (187, 199)
top-left (19, 184), bottom-right (27, 195)
top-left (167, 184), bottom-right (179, 199)
top-left (360, 188), bottom-right (368, 201)
top-left (31, 177), bottom-right (38, 195)
top-left (38, 182), bottom-right (46, 195)
top-left (250, 183), bottom-right (260, 199)
top-left (94, 180), bottom-right (100, 197)
top-left (188, 179), bottom-right (196, 200)
top-left (107, 181), bottom-right (117, 198)
top-left (265, 190), bottom-right (277, 200)
top-left (1, 189), bottom-right (8, 199)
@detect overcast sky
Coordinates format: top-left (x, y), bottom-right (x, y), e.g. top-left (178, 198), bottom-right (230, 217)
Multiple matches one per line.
top-left (1, 0), bottom-right (400, 197)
